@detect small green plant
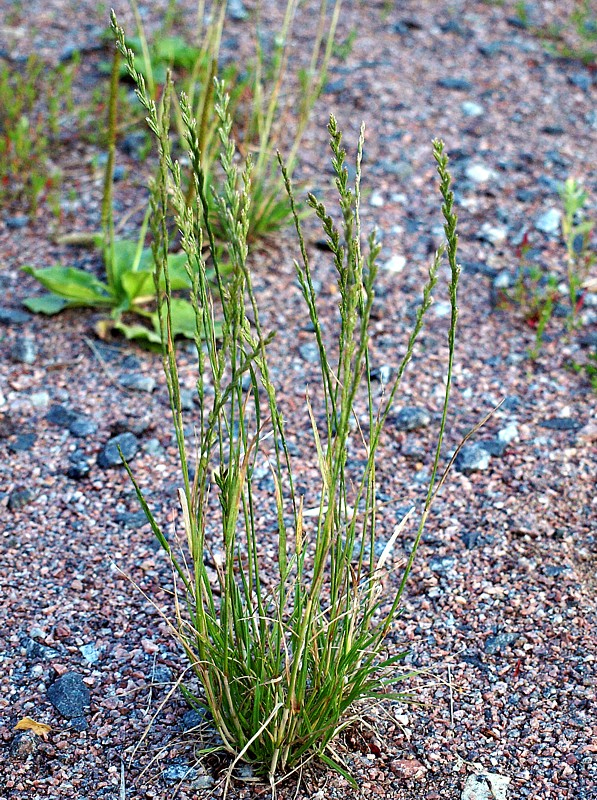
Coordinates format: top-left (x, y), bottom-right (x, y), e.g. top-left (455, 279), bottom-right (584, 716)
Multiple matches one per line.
top-left (112, 13), bottom-right (462, 784)
top-left (559, 177), bottom-right (595, 324)
top-left (0, 55), bottom-right (76, 212)
top-left (518, 0), bottom-right (596, 65)
top-left (22, 47), bottom-right (206, 343)
top-left (569, 348), bottom-right (597, 392)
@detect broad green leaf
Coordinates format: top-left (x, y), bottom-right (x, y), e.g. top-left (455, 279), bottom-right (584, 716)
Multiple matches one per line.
top-left (121, 271), bottom-right (154, 304)
top-left (111, 318), bottom-right (162, 344)
top-left (23, 266), bottom-right (112, 305)
top-left (156, 37), bottom-right (202, 69)
top-left (23, 294), bottom-right (72, 315)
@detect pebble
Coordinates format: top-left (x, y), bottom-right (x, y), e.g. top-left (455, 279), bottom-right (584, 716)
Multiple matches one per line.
top-left (191, 775), bottom-right (216, 790)
top-left (485, 632), bottom-right (519, 654)
top-left (8, 433), bottom-right (37, 453)
top-left (461, 100), bottom-right (485, 117)
top-left (299, 342), bottom-right (320, 364)
top-left (383, 254), bottom-right (407, 273)
top-left (454, 443), bottom-right (491, 473)
top-left (10, 337), bottom-right (37, 365)
top-left (465, 163), bottom-right (497, 184)
top-left (181, 708), bottom-right (210, 731)
top-left (79, 643), bottom-right (100, 664)
top-left (462, 772), bottom-right (510, 800)
top-left (478, 224), bottom-right (507, 245)
top-left (535, 208), bottom-right (561, 236)
top-left (539, 417), bottom-right (579, 431)
top-left (9, 732), bottom-right (37, 761)
top-left (97, 432), bottom-right (139, 468)
top-left (67, 452), bottom-right (91, 481)
top-left (393, 406), bottom-right (431, 431)
top-left (46, 404), bottom-right (77, 428)
top-left (30, 391), bottom-right (50, 408)
top-left (437, 77), bottom-right (472, 91)
top-left (47, 672), bottom-right (90, 721)
top-left (227, 0), bottom-right (248, 20)
top-left (0, 307), bottom-right (31, 325)
top-left (69, 416), bottom-right (97, 438)
top-left (8, 489), bottom-right (35, 511)
top-left (498, 423), bottom-right (518, 443)
top-left (369, 191), bottom-right (385, 207)
top-left (5, 215), bottom-right (29, 230)
top-left (119, 373), bottom-right (156, 393)
top-left (162, 760), bottom-right (198, 782)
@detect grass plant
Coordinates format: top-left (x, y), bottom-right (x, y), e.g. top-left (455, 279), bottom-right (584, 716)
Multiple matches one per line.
top-left (0, 55), bottom-right (76, 212)
top-left (113, 9), bottom-right (463, 785)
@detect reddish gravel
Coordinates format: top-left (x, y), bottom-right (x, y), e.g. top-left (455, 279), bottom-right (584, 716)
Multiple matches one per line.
top-left (0, 1), bottom-right (595, 799)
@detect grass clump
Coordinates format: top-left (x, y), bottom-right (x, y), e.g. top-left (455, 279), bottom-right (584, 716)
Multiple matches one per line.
top-left (112, 10), bottom-right (461, 785)
top-left (0, 54), bottom-right (77, 213)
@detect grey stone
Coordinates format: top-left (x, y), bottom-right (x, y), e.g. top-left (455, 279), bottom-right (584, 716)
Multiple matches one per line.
top-left (8, 489), bottom-right (34, 511)
top-left (429, 556), bottom-right (456, 573)
top-left (0, 307), bottom-right (31, 325)
top-left (163, 760), bottom-right (198, 782)
top-left (227, 0), bottom-right (248, 20)
top-left (539, 417), bottom-right (579, 431)
top-left (47, 672), bottom-right (90, 719)
top-left (465, 163), bottom-right (497, 183)
top-left (181, 708), bottom-right (210, 731)
top-left (5, 215), bottom-right (29, 230)
top-left (79, 643), bottom-right (100, 664)
top-left (437, 77), bottom-right (472, 91)
top-left (97, 432), bottom-right (139, 468)
top-left (191, 775), bottom-right (216, 790)
top-left (30, 391), bottom-right (50, 408)
top-left (115, 510), bottom-right (147, 528)
top-left (11, 337), bottom-right (37, 365)
top-left (299, 342), bottom-right (320, 364)
top-left (484, 632), bottom-right (519, 655)
top-left (68, 416), bottom-right (97, 438)
top-left (461, 100), bottom-right (484, 117)
top-left (393, 406), bottom-right (431, 432)
top-left (10, 732), bottom-right (37, 760)
top-left (535, 208), bottom-right (561, 235)
top-left (454, 443), bottom-right (491, 473)
top-left (119, 373), bottom-right (156, 393)
top-left (46, 404), bottom-right (77, 428)
top-left (67, 453), bottom-right (91, 481)
top-left (8, 433), bottom-right (36, 453)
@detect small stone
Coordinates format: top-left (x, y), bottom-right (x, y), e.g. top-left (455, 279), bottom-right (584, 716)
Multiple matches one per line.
top-left (383, 254), bottom-right (407, 273)
top-left (115, 510), bottom-right (148, 528)
top-left (5, 215), bottom-right (29, 230)
top-left (10, 732), bottom-right (37, 761)
top-left (30, 391), bottom-right (50, 408)
top-left (10, 337), bottom-right (37, 365)
top-left (180, 389), bottom-right (195, 411)
top-left (454, 443), bottom-right (491, 473)
top-left (0, 413), bottom-right (16, 438)
top-left (8, 489), bottom-right (34, 511)
top-left (369, 191), bottom-right (385, 207)
top-left (460, 531), bottom-right (480, 549)
top-left (433, 301), bottom-right (452, 318)
top-left (142, 438), bottom-right (163, 456)
top-left (46, 404), bottom-right (77, 428)
top-left (79, 644), bottom-right (100, 664)
top-left (568, 72), bottom-right (591, 91)
top-left (163, 760), bottom-right (198, 782)
top-left (391, 758), bottom-right (426, 779)
top-left (68, 416), bottom-right (97, 438)
top-left (485, 632), bottom-right (519, 655)
top-left (462, 772), bottom-right (510, 800)
top-left (498, 423), bottom-right (518, 443)
top-left (393, 406), bottom-right (431, 431)
top-left (370, 364), bottom-right (394, 384)
top-left (493, 271), bottom-right (512, 290)
top-left (152, 665), bottom-right (173, 684)
top-left (299, 342), bottom-right (320, 364)
top-left (8, 433), bottom-right (37, 453)
top-left (181, 708), bottom-right (210, 731)
top-left (429, 556), bottom-right (456, 573)
top-left (437, 77), bottom-right (472, 91)
top-left (481, 439), bottom-right (508, 457)
top-left (191, 775), bottom-right (216, 790)
top-left (227, 0), bottom-right (248, 20)
top-left (465, 163), bottom-right (497, 183)
top-left (0, 307), bottom-right (30, 325)
top-left (576, 421), bottom-right (597, 444)
top-left (535, 208), bottom-right (562, 236)
top-left (67, 452), bottom-right (91, 481)
top-left (461, 100), bottom-right (484, 117)
top-left (539, 417), bottom-right (579, 431)
top-left (119, 373), bottom-right (156, 393)
top-left (478, 224), bottom-right (507, 245)
top-left (97, 432), bottom-right (139, 468)
top-left (47, 672), bottom-right (90, 719)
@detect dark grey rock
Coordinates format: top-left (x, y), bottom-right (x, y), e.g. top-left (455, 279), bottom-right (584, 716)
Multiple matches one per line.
top-left (8, 489), bottom-right (34, 511)
top-left (454, 443), bottom-right (491, 473)
top-left (437, 77), bottom-right (472, 91)
top-left (393, 406), bottom-right (431, 432)
top-left (181, 707), bottom-right (211, 731)
top-left (0, 414), bottom-right (16, 438)
top-left (163, 760), bottom-right (198, 782)
top-left (67, 452), bottom-right (91, 481)
top-left (8, 433), bottom-right (37, 453)
top-left (97, 432), bottom-right (139, 468)
top-left (539, 417), bottom-right (580, 431)
top-left (460, 531), bottom-right (481, 549)
top-left (5, 215), bottom-right (29, 230)
top-left (152, 665), bottom-right (173, 684)
top-left (113, 165), bottom-right (126, 181)
top-left (10, 337), bottom-right (37, 365)
top-left (484, 632), bottom-right (520, 655)
top-left (119, 373), bottom-right (156, 393)
top-left (568, 72), bottom-right (592, 91)
top-left (115, 510), bottom-right (147, 528)
top-left (10, 731), bottom-right (37, 760)
top-left (121, 131), bottom-right (148, 157)
top-left (68, 416), bottom-right (97, 438)
top-left (481, 438), bottom-right (508, 457)
top-left (299, 342), bottom-right (320, 364)
top-left (24, 636), bottom-right (60, 660)
top-left (227, 0), bottom-right (248, 20)
top-left (0, 307), bottom-right (31, 325)
top-left (429, 556), bottom-right (456, 573)
top-left (47, 672), bottom-right (90, 719)
top-left (46, 404), bottom-right (77, 428)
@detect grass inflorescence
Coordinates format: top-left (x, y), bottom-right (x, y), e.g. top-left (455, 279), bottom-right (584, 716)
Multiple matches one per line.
top-left (112, 8), bottom-right (461, 785)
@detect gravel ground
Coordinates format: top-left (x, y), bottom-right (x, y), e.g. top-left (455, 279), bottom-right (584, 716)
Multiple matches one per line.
top-left (0, 1), bottom-right (596, 799)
